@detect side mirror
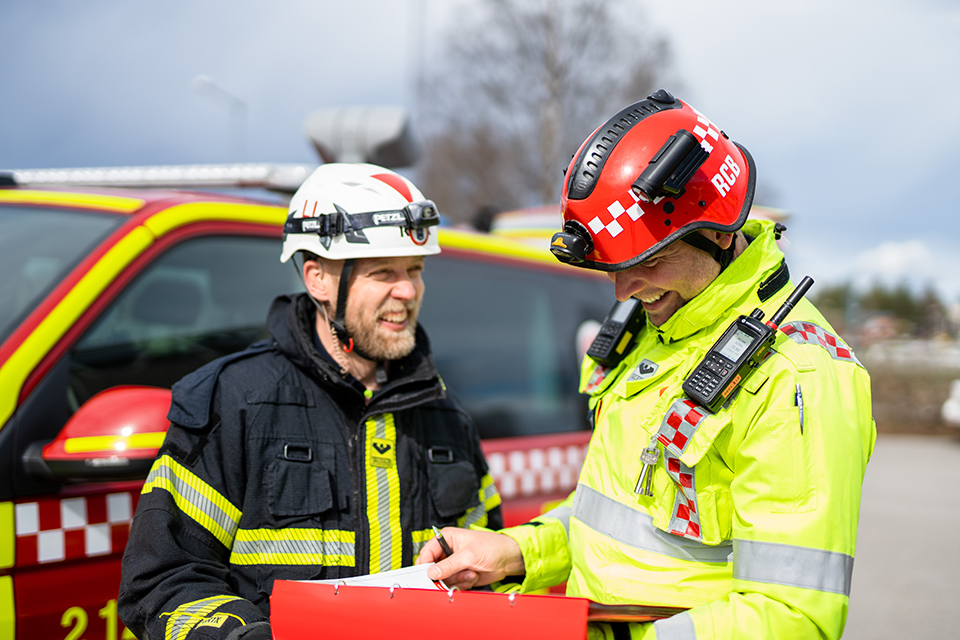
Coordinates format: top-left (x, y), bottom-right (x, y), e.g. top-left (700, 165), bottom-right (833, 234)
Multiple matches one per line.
top-left (24, 386), bottom-right (171, 481)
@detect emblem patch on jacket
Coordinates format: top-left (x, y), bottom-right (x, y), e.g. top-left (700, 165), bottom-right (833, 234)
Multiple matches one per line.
top-left (628, 359), bottom-right (659, 382)
top-left (371, 438), bottom-right (395, 468)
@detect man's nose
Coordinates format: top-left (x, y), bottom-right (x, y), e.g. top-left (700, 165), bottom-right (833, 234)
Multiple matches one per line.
top-left (610, 270), bottom-right (642, 302)
top-left (392, 276), bottom-right (417, 300)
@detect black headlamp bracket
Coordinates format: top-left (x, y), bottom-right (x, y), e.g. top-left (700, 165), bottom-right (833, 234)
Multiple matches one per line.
top-left (284, 200), bottom-right (440, 239)
top-left (632, 129), bottom-right (710, 203)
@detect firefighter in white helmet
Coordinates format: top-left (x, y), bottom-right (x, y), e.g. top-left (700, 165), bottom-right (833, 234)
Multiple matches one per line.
top-left (418, 91), bottom-right (875, 640)
top-left (119, 164), bottom-right (502, 640)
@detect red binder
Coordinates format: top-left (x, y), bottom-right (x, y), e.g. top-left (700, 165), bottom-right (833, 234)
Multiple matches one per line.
top-left (270, 581), bottom-right (589, 640)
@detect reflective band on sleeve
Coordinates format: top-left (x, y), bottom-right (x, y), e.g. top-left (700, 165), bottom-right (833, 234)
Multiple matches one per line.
top-left (780, 321), bottom-right (862, 366)
top-left (734, 539), bottom-right (854, 596)
top-left (364, 413), bottom-right (403, 573)
top-left (653, 611), bottom-right (697, 640)
top-left (540, 504), bottom-right (572, 533)
top-left (572, 484), bottom-right (732, 564)
top-left (230, 528), bottom-right (355, 566)
top-left (458, 473), bottom-right (501, 528)
top-left (142, 455), bottom-right (241, 549)
top-left (162, 595), bottom-right (244, 640)
top-left (412, 528), bottom-right (433, 559)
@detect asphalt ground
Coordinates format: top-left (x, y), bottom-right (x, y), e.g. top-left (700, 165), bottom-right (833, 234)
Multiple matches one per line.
top-left (843, 433), bottom-right (960, 639)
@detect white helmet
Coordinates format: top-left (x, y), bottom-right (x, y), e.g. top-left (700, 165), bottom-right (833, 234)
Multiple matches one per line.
top-left (280, 163), bottom-right (440, 263)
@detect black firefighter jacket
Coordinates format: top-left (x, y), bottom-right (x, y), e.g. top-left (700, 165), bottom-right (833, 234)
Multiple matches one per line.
top-left (118, 294), bottom-right (502, 640)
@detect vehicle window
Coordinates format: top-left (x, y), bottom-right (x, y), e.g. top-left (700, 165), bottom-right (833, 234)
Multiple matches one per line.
top-left (420, 253), bottom-right (613, 439)
top-left (68, 235), bottom-right (300, 409)
top-left (0, 206), bottom-right (124, 345)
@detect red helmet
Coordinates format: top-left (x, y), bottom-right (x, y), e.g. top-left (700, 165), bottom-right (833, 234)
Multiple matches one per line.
top-left (551, 90), bottom-right (756, 271)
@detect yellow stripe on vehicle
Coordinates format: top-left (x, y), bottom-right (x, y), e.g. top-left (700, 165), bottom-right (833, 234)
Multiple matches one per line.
top-left (0, 189), bottom-right (145, 212)
top-left (365, 413), bottom-right (402, 573)
top-left (230, 528), bottom-right (356, 566)
top-left (0, 502), bottom-right (12, 570)
top-left (63, 431), bottom-right (166, 453)
top-left (0, 576), bottom-right (14, 640)
top-left (437, 228), bottom-right (560, 265)
top-left (142, 455), bottom-right (241, 549)
top-left (143, 201), bottom-right (286, 237)
top-left (0, 226), bottom-right (154, 432)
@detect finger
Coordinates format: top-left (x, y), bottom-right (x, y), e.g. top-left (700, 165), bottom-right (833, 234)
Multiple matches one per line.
top-left (441, 570), bottom-right (478, 591)
top-left (427, 552), bottom-right (476, 581)
top-left (416, 539), bottom-right (442, 565)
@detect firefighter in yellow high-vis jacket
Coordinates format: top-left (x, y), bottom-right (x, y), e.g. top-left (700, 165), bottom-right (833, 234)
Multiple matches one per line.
top-left (418, 90), bottom-right (875, 640)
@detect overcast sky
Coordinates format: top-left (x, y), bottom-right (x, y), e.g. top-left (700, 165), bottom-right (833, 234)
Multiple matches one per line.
top-left (2, 0), bottom-right (959, 300)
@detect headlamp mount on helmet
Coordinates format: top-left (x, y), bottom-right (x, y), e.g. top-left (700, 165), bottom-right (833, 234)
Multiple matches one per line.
top-left (283, 200), bottom-right (440, 247)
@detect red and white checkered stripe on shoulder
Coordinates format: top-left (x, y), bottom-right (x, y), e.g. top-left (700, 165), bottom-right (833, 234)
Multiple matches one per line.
top-left (482, 435), bottom-right (590, 500)
top-left (780, 321), bottom-right (862, 366)
top-left (13, 491), bottom-right (138, 566)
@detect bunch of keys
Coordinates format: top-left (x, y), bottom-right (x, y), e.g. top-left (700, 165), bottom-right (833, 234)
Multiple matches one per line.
top-left (634, 436), bottom-right (660, 497)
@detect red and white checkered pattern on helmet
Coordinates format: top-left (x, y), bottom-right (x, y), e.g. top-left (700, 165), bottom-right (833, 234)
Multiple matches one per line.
top-left (14, 491), bottom-right (138, 566)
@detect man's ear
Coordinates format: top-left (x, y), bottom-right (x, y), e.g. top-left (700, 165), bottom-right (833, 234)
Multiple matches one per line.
top-left (303, 258), bottom-right (334, 305)
top-left (703, 230), bottom-right (735, 250)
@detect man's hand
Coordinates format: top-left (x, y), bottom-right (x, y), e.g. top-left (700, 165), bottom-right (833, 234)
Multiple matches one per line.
top-left (416, 527), bottom-right (525, 590)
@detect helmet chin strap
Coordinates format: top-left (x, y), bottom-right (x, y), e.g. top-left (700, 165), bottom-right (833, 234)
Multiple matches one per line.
top-left (680, 232), bottom-right (737, 272)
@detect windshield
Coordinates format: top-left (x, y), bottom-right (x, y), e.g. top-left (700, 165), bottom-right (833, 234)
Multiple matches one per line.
top-left (0, 205), bottom-right (126, 345)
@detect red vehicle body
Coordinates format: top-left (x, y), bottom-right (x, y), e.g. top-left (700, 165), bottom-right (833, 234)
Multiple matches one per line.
top-left (0, 184), bottom-right (610, 639)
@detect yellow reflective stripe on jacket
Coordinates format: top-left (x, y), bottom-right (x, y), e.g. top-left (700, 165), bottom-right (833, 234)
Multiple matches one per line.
top-left (142, 455), bottom-right (241, 549)
top-left (365, 413), bottom-right (402, 573)
top-left (457, 473), bottom-right (501, 528)
top-left (229, 528), bottom-right (356, 566)
top-left (0, 576), bottom-right (13, 640)
top-left (161, 595), bottom-right (244, 640)
top-left (412, 528), bottom-right (433, 560)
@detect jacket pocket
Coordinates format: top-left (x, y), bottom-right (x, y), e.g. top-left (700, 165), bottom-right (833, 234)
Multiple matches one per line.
top-left (427, 459), bottom-right (480, 519)
top-left (266, 446), bottom-right (335, 517)
top-left (650, 398), bottom-right (733, 545)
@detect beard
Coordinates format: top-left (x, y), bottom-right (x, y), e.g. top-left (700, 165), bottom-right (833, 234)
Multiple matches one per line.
top-left (345, 299), bottom-right (420, 361)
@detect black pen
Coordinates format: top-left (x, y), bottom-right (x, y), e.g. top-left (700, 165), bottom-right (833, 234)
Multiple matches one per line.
top-left (432, 525), bottom-right (454, 557)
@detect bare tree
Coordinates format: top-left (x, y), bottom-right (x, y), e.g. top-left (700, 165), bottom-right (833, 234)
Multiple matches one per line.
top-left (417, 0), bottom-right (676, 225)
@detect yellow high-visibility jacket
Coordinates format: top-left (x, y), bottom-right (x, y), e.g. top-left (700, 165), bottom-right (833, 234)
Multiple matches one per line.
top-left (503, 220), bottom-right (875, 639)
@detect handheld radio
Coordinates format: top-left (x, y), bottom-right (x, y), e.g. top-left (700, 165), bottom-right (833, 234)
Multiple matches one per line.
top-left (586, 298), bottom-right (645, 367)
top-left (683, 276), bottom-right (814, 413)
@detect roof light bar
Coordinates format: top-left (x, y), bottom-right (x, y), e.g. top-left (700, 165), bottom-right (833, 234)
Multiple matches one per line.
top-left (3, 163), bottom-right (317, 194)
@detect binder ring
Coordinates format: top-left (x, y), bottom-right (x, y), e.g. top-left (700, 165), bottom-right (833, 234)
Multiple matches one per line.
top-left (333, 580), bottom-right (347, 595)
top-left (389, 584), bottom-right (401, 598)
top-left (509, 592), bottom-right (516, 607)
top-left (447, 586), bottom-right (456, 602)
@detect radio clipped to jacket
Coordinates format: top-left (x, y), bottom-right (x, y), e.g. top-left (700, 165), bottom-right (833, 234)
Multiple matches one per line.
top-left (586, 298), bottom-right (645, 367)
top-left (683, 276), bottom-right (814, 413)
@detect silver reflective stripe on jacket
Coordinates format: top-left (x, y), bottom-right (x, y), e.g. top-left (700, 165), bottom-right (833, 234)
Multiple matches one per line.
top-left (734, 539), bottom-right (854, 596)
top-left (653, 612), bottom-right (697, 640)
top-left (572, 484), bottom-right (732, 564)
top-left (540, 504), bottom-right (572, 533)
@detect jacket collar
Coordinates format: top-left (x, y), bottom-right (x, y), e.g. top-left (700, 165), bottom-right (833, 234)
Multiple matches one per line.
top-left (268, 293), bottom-right (446, 411)
top-left (652, 220), bottom-right (787, 344)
